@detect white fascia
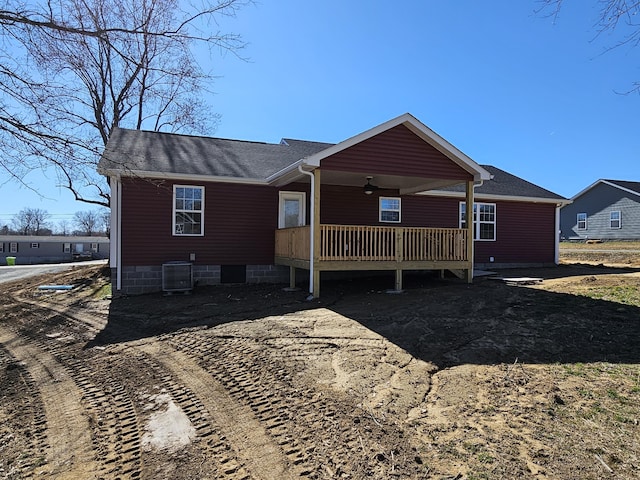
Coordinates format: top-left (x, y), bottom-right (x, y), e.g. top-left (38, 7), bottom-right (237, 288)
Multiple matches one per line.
top-left (600, 180), bottom-right (640, 199)
top-left (568, 179), bottom-right (640, 201)
top-left (102, 169), bottom-right (268, 186)
top-left (418, 189), bottom-right (572, 206)
top-left (265, 159), bottom-right (314, 187)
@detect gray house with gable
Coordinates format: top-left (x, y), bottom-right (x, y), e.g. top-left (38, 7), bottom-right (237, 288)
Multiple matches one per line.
top-left (560, 179), bottom-right (640, 241)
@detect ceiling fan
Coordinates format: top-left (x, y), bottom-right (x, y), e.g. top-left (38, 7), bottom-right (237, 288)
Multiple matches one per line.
top-left (363, 176), bottom-right (379, 195)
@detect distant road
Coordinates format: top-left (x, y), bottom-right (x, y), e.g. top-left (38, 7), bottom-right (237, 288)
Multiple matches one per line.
top-left (0, 260), bottom-right (107, 284)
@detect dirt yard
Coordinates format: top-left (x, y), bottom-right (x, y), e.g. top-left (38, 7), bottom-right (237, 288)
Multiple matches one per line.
top-left (1, 248), bottom-right (640, 479)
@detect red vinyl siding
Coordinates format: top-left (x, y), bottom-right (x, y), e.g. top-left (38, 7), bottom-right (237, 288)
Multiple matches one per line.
top-left (121, 179), bottom-right (557, 268)
top-left (120, 178), bottom-right (278, 266)
top-left (318, 188), bottom-right (557, 264)
top-left (319, 186), bottom-right (459, 228)
top-left (402, 196), bottom-right (460, 228)
top-left (473, 201), bottom-right (557, 264)
top-left (321, 125), bottom-right (473, 181)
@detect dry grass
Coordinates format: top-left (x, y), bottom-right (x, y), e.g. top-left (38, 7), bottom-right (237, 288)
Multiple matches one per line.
top-left (560, 241), bottom-right (640, 251)
top-left (559, 241), bottom-right (640, 268)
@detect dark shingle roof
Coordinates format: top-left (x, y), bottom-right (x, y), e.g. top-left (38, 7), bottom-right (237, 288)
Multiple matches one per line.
top-left (280, 138), bottom-right (334, 156)
top-left (99, 129), bottom-right (566, 201)
top-left (438, 165), bottom-right (566, 200)
top-left (604, 179), bottom-right (640, 196)
top-left (99, 128), bottom-right (330, 179)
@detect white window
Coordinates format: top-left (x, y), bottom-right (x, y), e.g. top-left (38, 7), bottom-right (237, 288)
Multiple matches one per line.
top-left (63, 243), bottom-right (71, 253)
top-left (31, 242), bottom-right (39, 248)
top-left (91, 242), bottom-right (98, 252)
top-left (173, 185), bottom-right (204, 236)
top-left (9, 242), bottom-right (17, 253)
top-left (610, 211), bottom-right (621, 229)
top-left (577, 213), bottom-right (587, 230)
top-left (460, 202), bottom-right (496, 241)
top-left (379, 197), bottom-right (401, 223)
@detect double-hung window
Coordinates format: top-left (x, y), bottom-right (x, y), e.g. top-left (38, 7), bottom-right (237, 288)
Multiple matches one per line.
top-left (460, 202), bottom-right (496, 241)
top-left (577, 213), bottom-right (587, 230)
top-left (610, 211), bottom-right (621, 229)
top-left (173, 185), bottom-right (204, 236)
top-left (379, 197), bottom-right (401, 223)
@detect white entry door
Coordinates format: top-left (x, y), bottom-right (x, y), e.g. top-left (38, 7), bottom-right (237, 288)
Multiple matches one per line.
top-left (278, 192), bottom-right (306, 228)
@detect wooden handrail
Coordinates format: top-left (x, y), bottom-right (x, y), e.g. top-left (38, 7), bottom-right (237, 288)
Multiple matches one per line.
top-left (276, 224), bottom-right (467, 263)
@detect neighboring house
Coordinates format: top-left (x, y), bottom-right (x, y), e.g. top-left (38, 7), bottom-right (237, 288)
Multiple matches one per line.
top-left (1, 235), bottom-right (109, 265)
top-left (98, 113), bottom-right (569, 297)
top-left (560, 179), bottom-right (640, 241)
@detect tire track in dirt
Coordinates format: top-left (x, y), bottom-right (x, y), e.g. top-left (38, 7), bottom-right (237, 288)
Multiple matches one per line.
top-left (8, 291), bottom-right (293, 479)
top-left (19, 294), bottom-right (293, 478)
top-left (2, 297), bottom-right (143, 479)
top-left (0, 342), bottom-right (48, 478)
top-left (6, 281), bottom-right (426, 478)
top-left (131, 341), bottom-right (291, 479)
top-left (0, 326), bottom-right (97, 479)
top-left (166, 334), bottom-right (322, 474)
top-left (165, 331), bottom-right (424, 478)
top-left (12, 291), bottom-right (108, 336)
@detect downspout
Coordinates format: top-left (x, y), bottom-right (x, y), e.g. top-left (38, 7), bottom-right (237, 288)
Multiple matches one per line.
top-left (117, 177), bottom-right (122, 291)
top-left (109, 175), bottom-right (122, 292)
top-left (298, 165), bottom-right (315, 296)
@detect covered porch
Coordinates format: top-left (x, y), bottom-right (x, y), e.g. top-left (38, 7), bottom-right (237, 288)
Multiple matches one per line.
top-left (273, 166), bottom-right (479, 297)
top-left (268, 114), bottom-right (490, 298)
top-left (275, 223), bottom-right (471, 296)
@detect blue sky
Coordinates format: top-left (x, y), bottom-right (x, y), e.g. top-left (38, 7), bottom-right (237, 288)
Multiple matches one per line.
top-left (1, 0), bottom-right (639, 227)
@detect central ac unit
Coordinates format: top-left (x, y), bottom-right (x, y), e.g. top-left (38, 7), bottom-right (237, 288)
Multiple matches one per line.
top-left (162, 262), bottom-right (193, 293)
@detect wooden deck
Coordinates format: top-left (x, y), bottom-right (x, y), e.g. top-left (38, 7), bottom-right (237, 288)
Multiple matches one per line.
top-left (275, 224), bottom-right (472, 286)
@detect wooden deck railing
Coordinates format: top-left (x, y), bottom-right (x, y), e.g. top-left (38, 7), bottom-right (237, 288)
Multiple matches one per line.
top-left (275, 225), bottom-right (310, 260)
top-left (402, 226), bottom-right (467, 261)
top-left (275, 224), bottom-right (467, 262)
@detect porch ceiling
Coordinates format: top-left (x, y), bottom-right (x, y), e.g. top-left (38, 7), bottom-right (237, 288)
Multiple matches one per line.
top-left (298, 170), bottom-right (469, 194)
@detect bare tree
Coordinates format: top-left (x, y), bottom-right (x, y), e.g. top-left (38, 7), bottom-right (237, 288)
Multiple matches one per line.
top-left (73, 210), bottom-right (103, 236)
top-left (537, 1), bottom-right (640, 91)
top-left (57, 219), bottom-right (71, 235)
top-left (100, 210), bottom-right (111, 236)
top-left (11, 208), bottom-right (51, 235)
top-left (0, 0), bottom-right (250, 207)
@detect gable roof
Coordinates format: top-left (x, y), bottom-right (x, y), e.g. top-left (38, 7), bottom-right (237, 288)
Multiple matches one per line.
top-left (570, 179), bottom-right (640, 201)
top-left (606, 180), bottom-right (640, 195)
top-left (98, 115), bottom-right (565, 203)
top-left (99, 114), bottom-right (492, 188)
top-left (299, 113), bottom-right (492, 187)
top-left (98, 128), bottom-right (330, 182)
top-left (421, 165), bottom-right (568, 204)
